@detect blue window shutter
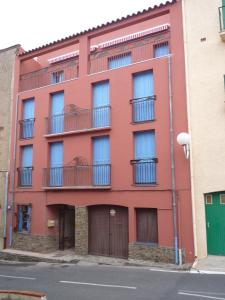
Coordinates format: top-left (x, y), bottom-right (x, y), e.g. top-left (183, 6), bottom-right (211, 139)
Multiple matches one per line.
top-left (23, 98), bottom-right (34, 119)
top-left (23, 98), bottom-right (35, 139)
top-left (18, 206), bottom-right (23, 232)
top-left (93, 136), bottom-right (110, 185)
top-left (22, 146), bottom-right (33, 167)
top-left (154, 43), bottom-right (169, 58)
top-left (26, 206), bottom-right (32, 232)
top-left (51, 92), bottom-right (64, 133)
top-left (134, 131), bottom-right (156, 184)
top-left (108, 53), bottom-right (132, 70)
top-left (50, 142), bottom-right (63, 186)
top-left (133, 71), bottom-right (154, 122)
top-left (93, 81), bottom-right (110, 128)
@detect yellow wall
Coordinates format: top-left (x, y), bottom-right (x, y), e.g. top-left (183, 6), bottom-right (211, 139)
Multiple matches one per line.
top-left (182, 0), bottom-right (225, 258)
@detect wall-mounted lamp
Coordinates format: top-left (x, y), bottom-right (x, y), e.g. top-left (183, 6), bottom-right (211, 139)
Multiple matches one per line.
top-left (177, 132), bottom-right (190, 159)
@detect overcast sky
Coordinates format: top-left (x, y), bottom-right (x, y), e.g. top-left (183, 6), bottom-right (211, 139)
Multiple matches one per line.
top-left (1, 0), bottom-right (166, 51)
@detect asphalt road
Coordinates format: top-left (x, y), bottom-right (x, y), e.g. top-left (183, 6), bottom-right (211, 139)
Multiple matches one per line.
top-left (0, 261), bottom-right (225, 300)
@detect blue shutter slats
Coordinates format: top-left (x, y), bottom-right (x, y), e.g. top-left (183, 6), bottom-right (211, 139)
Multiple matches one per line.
top-left (154, 43), bottom-right (169, 58)
top-left (51, 92), bottom-right (64, 133)
top-left (134, 131), bottom-right (156, 184)
top-left (50, 142), bottom-right (63, 186)
top-left (93, 136), bottom-right (110, 185)
top-left (93, 81), bottom-right (110, 128)
top-left (133, 71), bottom-right (154, 122)
top-left (21, 145), bottom-right (33, 186)
top-left (22, 98), bottom-right (35, 139)
top-left (108, 53), bottom-right (132, 70)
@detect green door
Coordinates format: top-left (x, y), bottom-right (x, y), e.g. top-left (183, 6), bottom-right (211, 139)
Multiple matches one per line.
top-left (205, 193), bottom-right (225, 255)
top-left (223, 0), bottom-right (225, 30)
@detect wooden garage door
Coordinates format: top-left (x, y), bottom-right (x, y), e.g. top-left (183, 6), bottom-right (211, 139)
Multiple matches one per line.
top-left (89, 205), bottom-right (128, 258)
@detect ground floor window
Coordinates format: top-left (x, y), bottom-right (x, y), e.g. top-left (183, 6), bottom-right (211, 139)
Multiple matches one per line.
top-left (17, 205), bottom-right (32, 233)
top-left (136, 208), bottom-right (158, 243)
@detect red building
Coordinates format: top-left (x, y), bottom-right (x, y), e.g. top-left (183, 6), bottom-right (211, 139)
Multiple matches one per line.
top-left (7, 0), bottom-right (194, 263)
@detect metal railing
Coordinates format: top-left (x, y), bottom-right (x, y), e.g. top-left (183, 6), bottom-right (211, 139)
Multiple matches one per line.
top-left (130, 96), bottom-right (156, 123)
top-left (19, 118), bottom-right (35, 139)
top-left (219, 6), bottom-right (225, 31)
top-left (19, 59), bottom-right (79, 92)
top-left (43, 164), bottom-right (111, 187)
top-left (46, 105), bottom-right (111, 135)
top-left (89, 34), bottom-right (170, 74)
top-left (18, 167), bottom-right (33, 187)
top-left (131, 159), bottom-right (157, 184)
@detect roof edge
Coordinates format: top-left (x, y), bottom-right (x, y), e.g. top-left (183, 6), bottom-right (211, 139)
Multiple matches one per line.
top-left (19, 0), bottom-right (176, 57)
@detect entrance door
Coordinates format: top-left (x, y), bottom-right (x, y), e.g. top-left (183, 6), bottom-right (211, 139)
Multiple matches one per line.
top-left (205, 193), bottom-right (225, 255)
top-left (59, 205), bottom-right (75, 250)
top-left (89, 205), bottom-right (128, 258)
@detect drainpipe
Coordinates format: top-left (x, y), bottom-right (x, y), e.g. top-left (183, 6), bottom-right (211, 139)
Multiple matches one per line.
top-left (3, 171), bottom-right (9, 247)
top-left (168, 55), bottom-right (179, 265)
top-left (10, 95), bottom-right (19, 247)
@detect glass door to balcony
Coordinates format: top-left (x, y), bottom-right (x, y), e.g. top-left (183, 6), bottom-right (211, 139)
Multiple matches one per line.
top-left (93, 136), bottom-right (110, 186)
top-left (92, 81), bottom-right (110, 128)
top-left (51, 92), bottom-right (64, 134)
top-left (50, 142), bottom-right (63, 186)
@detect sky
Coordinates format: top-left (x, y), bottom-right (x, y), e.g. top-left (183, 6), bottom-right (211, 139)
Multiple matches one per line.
top-left (0, 0), bottom-right (167, 51)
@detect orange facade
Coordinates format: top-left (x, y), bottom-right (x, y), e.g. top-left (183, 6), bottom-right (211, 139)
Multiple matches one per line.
top-left (7, 1), bottom-right (194, 263)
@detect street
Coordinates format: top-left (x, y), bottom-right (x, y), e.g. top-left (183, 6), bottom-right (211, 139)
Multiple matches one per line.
top-left (0, 262), bottom-right (225, 299)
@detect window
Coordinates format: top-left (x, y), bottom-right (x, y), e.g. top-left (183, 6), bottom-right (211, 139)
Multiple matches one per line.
top-left (136, 208), bottom-right (158, 243)
top-left (205, 194), bottom-right (212, 205)
top-left (132, 71), bottom-right (154, 122)
top-left (18, 205), bottom-right (32, 233)
top-left (19, 145), bottom-right (33, 187)
top-left (92, 81), bottom-right (110, 128)
top-left (93, 136), bottom-right (110, 185)
top-left (220, 194), bottom-right (225, 204)
top-left (133, 131), bottom-right (156, 184)
top-left (21, 98), bottom-right (35, 139)
top-left (51, 70), bottom-right (64, 84)
top-left (51, 92), bottom-right (64, 133)
top-left (50, 142), bottom-right (63, 187)
top-left (108, 52), bottom-right (132, 70)
top-left (154, 42), bottom-right (169, 58)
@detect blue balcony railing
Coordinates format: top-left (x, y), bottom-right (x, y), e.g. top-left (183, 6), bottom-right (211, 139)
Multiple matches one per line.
top-left (19, 118), bottom-right (35, 139)
top-left (131, 96), bottom-right (156, 123)
top-left (18, 167), bottom-right (33, 187)
top-left (43, 164), bottom-right (111, 188)
top-left (131, 159), bottom-right (157, 184)
top-left (46, 105), bottom-right (111, 135)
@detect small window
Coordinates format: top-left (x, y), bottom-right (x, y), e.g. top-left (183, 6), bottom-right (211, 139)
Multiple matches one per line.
top-left (108, 52), bottom-right (132, 70)
top-left (136, 208), bottom-right (158, 243)
top-left (17, 205), bottom-right (32, 233)
top-left (205, 194), bottom-right (213, 205)
top-left (154, 42), bottom-right (169, 58)
top-left (51, 70), bottom-right (64, 84)
top-left (220, 194), bottom-right (225, 204)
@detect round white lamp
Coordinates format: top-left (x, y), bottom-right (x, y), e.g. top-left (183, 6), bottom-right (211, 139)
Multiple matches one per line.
top-left (177, 132), bottom-right (190, 159)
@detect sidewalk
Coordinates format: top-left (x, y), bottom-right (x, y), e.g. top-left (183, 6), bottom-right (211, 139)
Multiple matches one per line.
top-left (0, 248), bottom-right (191, 270)
top-left (191, 255), bottom-right (225, 274)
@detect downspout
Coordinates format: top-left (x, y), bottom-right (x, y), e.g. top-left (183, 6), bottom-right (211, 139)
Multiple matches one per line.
top-left (10, 95), bottom-right (19, 247)
top-left (168, 55), bottom-right (179, 265)
top-left (3, 171), bottom-right (9, 247)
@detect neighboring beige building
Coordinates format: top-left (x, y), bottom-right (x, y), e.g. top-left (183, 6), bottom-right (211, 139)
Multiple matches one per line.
top-left (182, 0), bottom-right (225, 258)
top-left (0, 45), bottom-right (20, 249)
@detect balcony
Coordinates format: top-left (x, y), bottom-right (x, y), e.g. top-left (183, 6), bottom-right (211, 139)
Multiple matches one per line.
top-left (130, 96), bottom-right (156, 123)
top-left (219, 6), bottom-right (225, 41)
top-left (43, 164), bottom-right (111, 189)
top-left (19, 118), bottom-right (35, 139)
top-left (19, 58), bottom-right (79, 92)
top-left (89, 33), bottom-right (169, 74)
top-left (45, 105), bottom-right (111, 136)
top-left (131, 159), bottom-right (157, 185)
top-left (18, 167), bottom-right (33, 187)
